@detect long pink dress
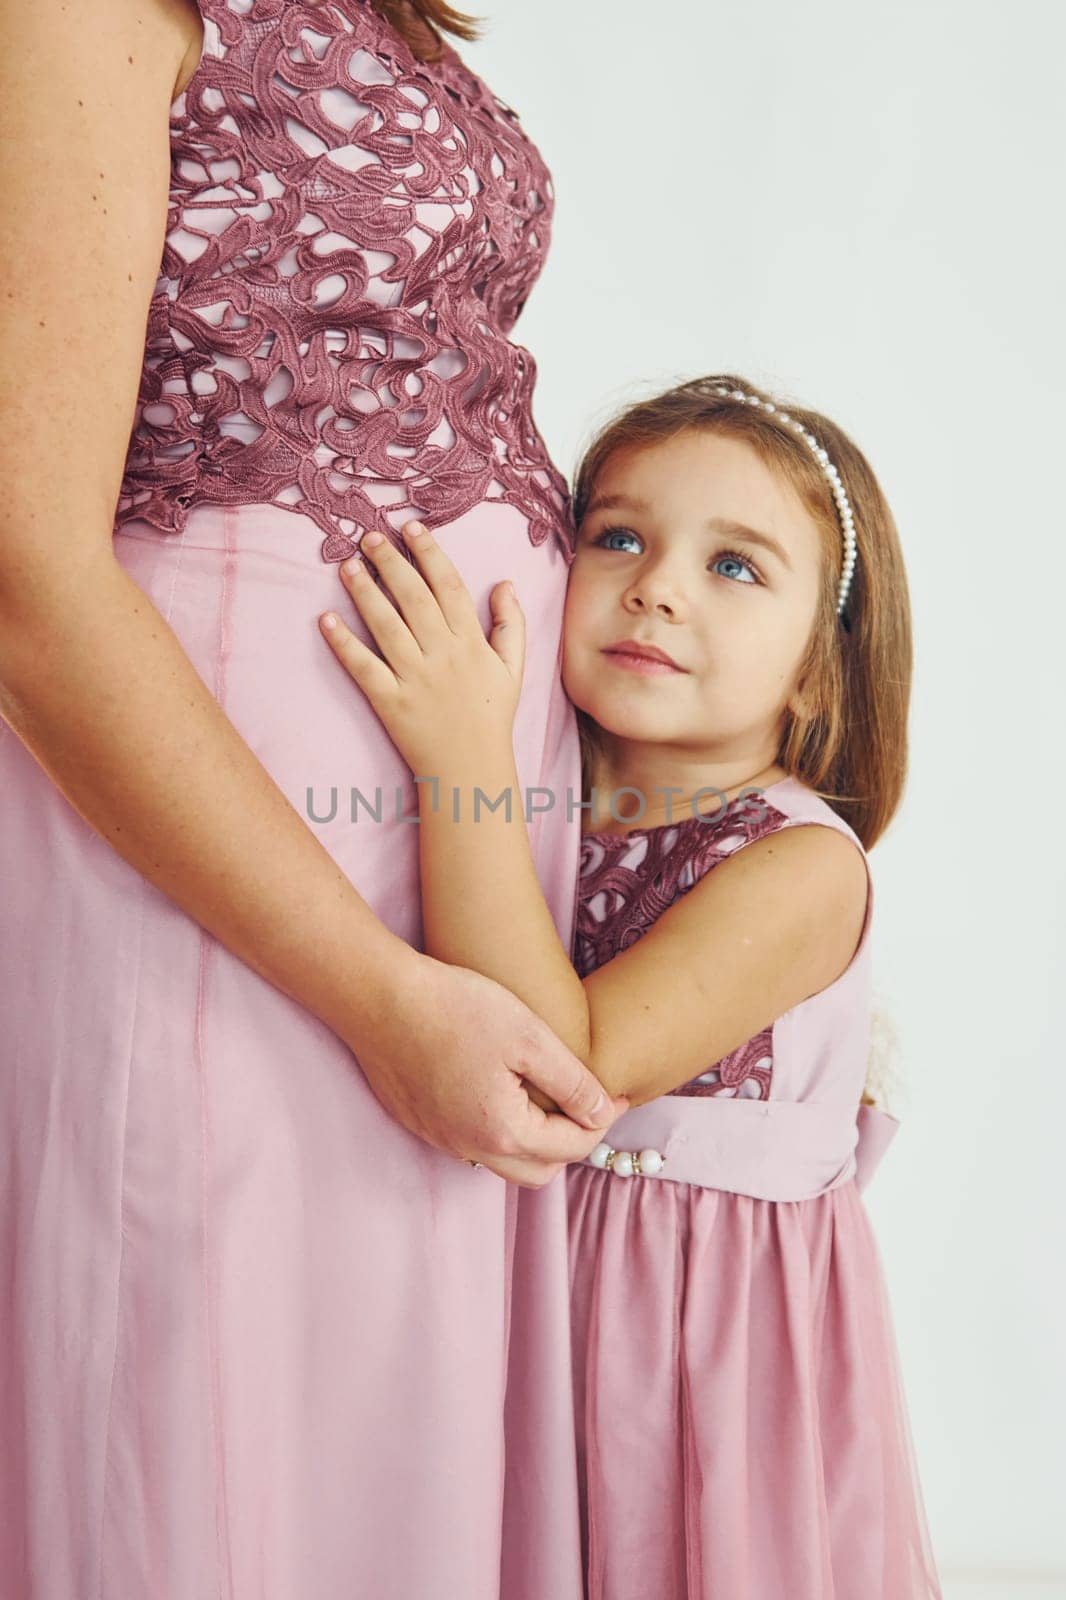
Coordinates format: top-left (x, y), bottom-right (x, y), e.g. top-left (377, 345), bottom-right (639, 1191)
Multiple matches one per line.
top-left (0, 4), bottom-right (586, 1595)
top-left (566, 777), bottom-right (944, 1599)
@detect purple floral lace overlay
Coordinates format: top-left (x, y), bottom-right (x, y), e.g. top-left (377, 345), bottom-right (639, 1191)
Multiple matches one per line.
top-left (575, 791), bottom-right (790, 1099)
top-left (115, 0), bottom-right (573, 566)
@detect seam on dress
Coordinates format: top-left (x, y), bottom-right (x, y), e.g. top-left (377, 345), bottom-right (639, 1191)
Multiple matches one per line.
top-left (678, 1193), bottom-right (705, 1597)
top-left (806, 1198), bottom-right (839, 1594)
top-left (195, 502), bottom-right (239, 1600)
top-left (96, 870), bottom-right (149, 1599)
top-left (97, 507), bottom-right (195, 1597)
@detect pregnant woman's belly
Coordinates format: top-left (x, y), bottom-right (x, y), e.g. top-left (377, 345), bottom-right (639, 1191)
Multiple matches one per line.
top-left (0, 494), bottom-right (583, 1599)
top-left (113, 497), bottom-right (579, 936)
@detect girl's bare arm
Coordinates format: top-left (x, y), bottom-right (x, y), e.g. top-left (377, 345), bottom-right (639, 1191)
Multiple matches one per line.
top-left (415, 746), bottom-right (592, 1062)
top-left (415, 748), bottom-right (869, 1108)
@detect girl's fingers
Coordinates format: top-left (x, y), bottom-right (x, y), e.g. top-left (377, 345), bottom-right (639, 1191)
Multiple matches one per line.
top-left (318, 611), bottom-right (401, 711)
top-left (489, 580), bottom-right (525, 680)
top-left (346, 528), bottom-right (455, 651)
top-left (394, 520), bottom-right (484, 637)
top-left (338, 553), bottom-right (423, 677)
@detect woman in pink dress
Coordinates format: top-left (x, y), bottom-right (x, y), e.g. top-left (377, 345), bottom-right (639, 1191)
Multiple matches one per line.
top-left (319, 373), bottom-right (943, 1596)
top-left (0, 3), bottom-right (622, 1595)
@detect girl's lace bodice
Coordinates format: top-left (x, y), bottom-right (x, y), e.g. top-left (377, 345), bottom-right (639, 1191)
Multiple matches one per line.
top-left (575, 790), bottom-right (798, 1100)
top-left (115, 0), bottom-right (573, 566)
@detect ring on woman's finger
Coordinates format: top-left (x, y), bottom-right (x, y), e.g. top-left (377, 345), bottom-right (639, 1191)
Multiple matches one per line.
top-left (464, 1158), bottom-right (485, 1170)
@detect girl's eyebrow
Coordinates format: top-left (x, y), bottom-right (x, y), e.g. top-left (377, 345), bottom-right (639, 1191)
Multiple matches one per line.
top-left (582, 491), bottom-right (650, 518)
top-left (581, 493), bottom-right (793, 571)
top-left (706, 516), bottom-right (793, 571)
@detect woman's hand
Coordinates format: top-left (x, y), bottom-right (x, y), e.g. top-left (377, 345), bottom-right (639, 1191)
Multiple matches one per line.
top-left (318, 519), bottom-right (525, 775)
top-left (345, 946), bottom-right (629, 1188)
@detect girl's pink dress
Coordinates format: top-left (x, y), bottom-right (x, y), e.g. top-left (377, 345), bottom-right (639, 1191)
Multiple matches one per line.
top-left (566, 777), bottom-right (944, 1599)
top-left (0, 5), bottom-right (587, 1596)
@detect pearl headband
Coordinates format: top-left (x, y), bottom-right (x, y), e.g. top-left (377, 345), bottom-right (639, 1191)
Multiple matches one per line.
top-left (712, 385), bottom-right (857, 618)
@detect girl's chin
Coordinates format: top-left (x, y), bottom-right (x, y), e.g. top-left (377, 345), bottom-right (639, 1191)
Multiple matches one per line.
top-left (574, 709), bottom-right (681, 744)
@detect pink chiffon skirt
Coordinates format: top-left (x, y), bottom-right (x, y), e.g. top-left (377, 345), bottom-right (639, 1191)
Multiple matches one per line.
top-left (566, 1167), bottom-right (943, 1599)
top-left (0, 498), bottom-right (586, 1599)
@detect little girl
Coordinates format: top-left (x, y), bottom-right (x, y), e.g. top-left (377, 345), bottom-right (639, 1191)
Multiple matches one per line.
top-left (318, 373), bottom-right (943, 1598)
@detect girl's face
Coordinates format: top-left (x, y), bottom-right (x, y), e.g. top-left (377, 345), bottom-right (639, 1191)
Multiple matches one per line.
top-left (562, 428), bottom-right (825, 783)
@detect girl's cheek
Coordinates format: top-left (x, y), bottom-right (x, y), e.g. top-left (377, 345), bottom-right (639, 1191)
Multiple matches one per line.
top-left (559, 602), bottom-right (582, 674)
top-left (561, 571), bottom-right (586, 629)
top-left (559, 614), bottom-right (589, 707)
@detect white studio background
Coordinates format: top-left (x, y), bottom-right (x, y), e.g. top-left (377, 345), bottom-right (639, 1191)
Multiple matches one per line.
top-left (463, 0), bottom-right (1066, 1590)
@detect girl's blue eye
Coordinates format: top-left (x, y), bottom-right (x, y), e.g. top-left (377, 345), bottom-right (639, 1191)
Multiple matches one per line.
top-left (596, 527), bottom-right (641, 553)
top-left (713, 552), bottom-right (759, 585)
top-left (591, 526), bottom-right (761, 584)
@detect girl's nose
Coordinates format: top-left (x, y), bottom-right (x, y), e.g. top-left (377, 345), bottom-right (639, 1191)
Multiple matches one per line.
top-left (623, 578), bottom-right (685, 620)
top-left (627, 594), bottom-right (676, 618)
top-left (620, 551), bottom-right (691, 620)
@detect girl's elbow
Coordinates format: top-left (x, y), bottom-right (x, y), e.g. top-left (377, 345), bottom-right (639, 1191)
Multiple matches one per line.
top-left (586, 1049), bottom-right (625, 1104)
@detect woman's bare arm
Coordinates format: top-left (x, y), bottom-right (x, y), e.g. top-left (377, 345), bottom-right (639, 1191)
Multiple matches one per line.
top-left (0, 0), bottom-right (619, 1184)
top-left (0, 0), bottom-right (410, 1044)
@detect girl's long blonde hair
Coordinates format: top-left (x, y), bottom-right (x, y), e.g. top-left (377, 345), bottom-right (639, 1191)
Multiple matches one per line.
top-left (571, 375), bottom-right (913, 1108)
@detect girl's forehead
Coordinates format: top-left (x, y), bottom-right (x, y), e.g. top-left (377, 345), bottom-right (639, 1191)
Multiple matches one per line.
top-left (587, 433), bottom-right (809, 525)
top-left (602, 429), bottom-right (768, 484)
top-left (580, 431), bottom-right (824, 567)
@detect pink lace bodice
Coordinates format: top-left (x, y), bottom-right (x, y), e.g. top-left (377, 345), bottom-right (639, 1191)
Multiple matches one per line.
top-left (114, 0), bottom-right (573, 566)
top-left (575, 789), bottom-right (796, 1100)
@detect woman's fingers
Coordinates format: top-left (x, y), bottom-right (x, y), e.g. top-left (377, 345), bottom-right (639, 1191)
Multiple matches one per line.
top-left (516, 1027), bottom-right (628, 1134)
top-left (494, 1097), bottom-right (629, 1180)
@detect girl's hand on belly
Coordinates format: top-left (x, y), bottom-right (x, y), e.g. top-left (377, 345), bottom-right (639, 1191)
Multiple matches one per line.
top-left (319, 519), bottom-right (525, 775)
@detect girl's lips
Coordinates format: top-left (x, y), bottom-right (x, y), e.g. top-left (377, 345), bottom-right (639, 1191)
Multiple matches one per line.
top-left (602, 649), bottom-right (685, 676)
